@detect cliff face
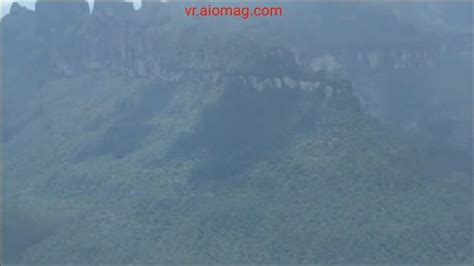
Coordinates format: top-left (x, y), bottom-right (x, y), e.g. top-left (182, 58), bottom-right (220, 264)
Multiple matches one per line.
top-left (2, 2), bottom-right (472, 264)
top-left (3, 1), bottom-right (362, 147)
top-left (304, 35), bottom-right (472, 150)
top-left (3, 2), bottom-right (471, 152)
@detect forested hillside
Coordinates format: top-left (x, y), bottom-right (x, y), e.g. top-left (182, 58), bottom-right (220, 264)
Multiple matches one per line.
top-left (2, 1), bottom-right (472, 264)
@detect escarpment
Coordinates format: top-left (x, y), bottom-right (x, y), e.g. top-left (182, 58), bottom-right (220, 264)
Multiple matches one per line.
top-left (2, 2), bottom-right (472, 264)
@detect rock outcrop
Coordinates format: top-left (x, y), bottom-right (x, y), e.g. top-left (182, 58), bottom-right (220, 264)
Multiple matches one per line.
top-left (2, 2), bottom-right (471, 151)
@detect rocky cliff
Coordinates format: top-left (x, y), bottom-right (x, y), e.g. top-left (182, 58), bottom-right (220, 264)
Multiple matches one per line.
top-left (3, 1), bottom-right (471, 152)
top-left (2, 2), bottom-right (472, 264)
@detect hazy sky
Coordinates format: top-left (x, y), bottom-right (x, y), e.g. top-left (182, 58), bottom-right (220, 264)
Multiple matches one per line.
top-left (1, 0), bottom-right (142, 17)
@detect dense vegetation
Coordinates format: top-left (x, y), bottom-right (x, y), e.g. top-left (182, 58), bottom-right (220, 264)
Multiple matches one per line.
top-left (2, 1), bottom-right (472, 264)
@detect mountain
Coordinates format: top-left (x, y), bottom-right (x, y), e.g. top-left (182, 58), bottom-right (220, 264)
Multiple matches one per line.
top-left (2, 1), bottom-right (472, 264)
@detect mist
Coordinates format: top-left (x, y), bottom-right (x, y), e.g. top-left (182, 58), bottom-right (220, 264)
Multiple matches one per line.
top-left (1, 1), bottom-right (472, 264)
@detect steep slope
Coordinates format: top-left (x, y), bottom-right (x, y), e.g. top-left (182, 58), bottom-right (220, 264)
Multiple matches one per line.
top-left (2, 1), bottom-right (472, 264)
